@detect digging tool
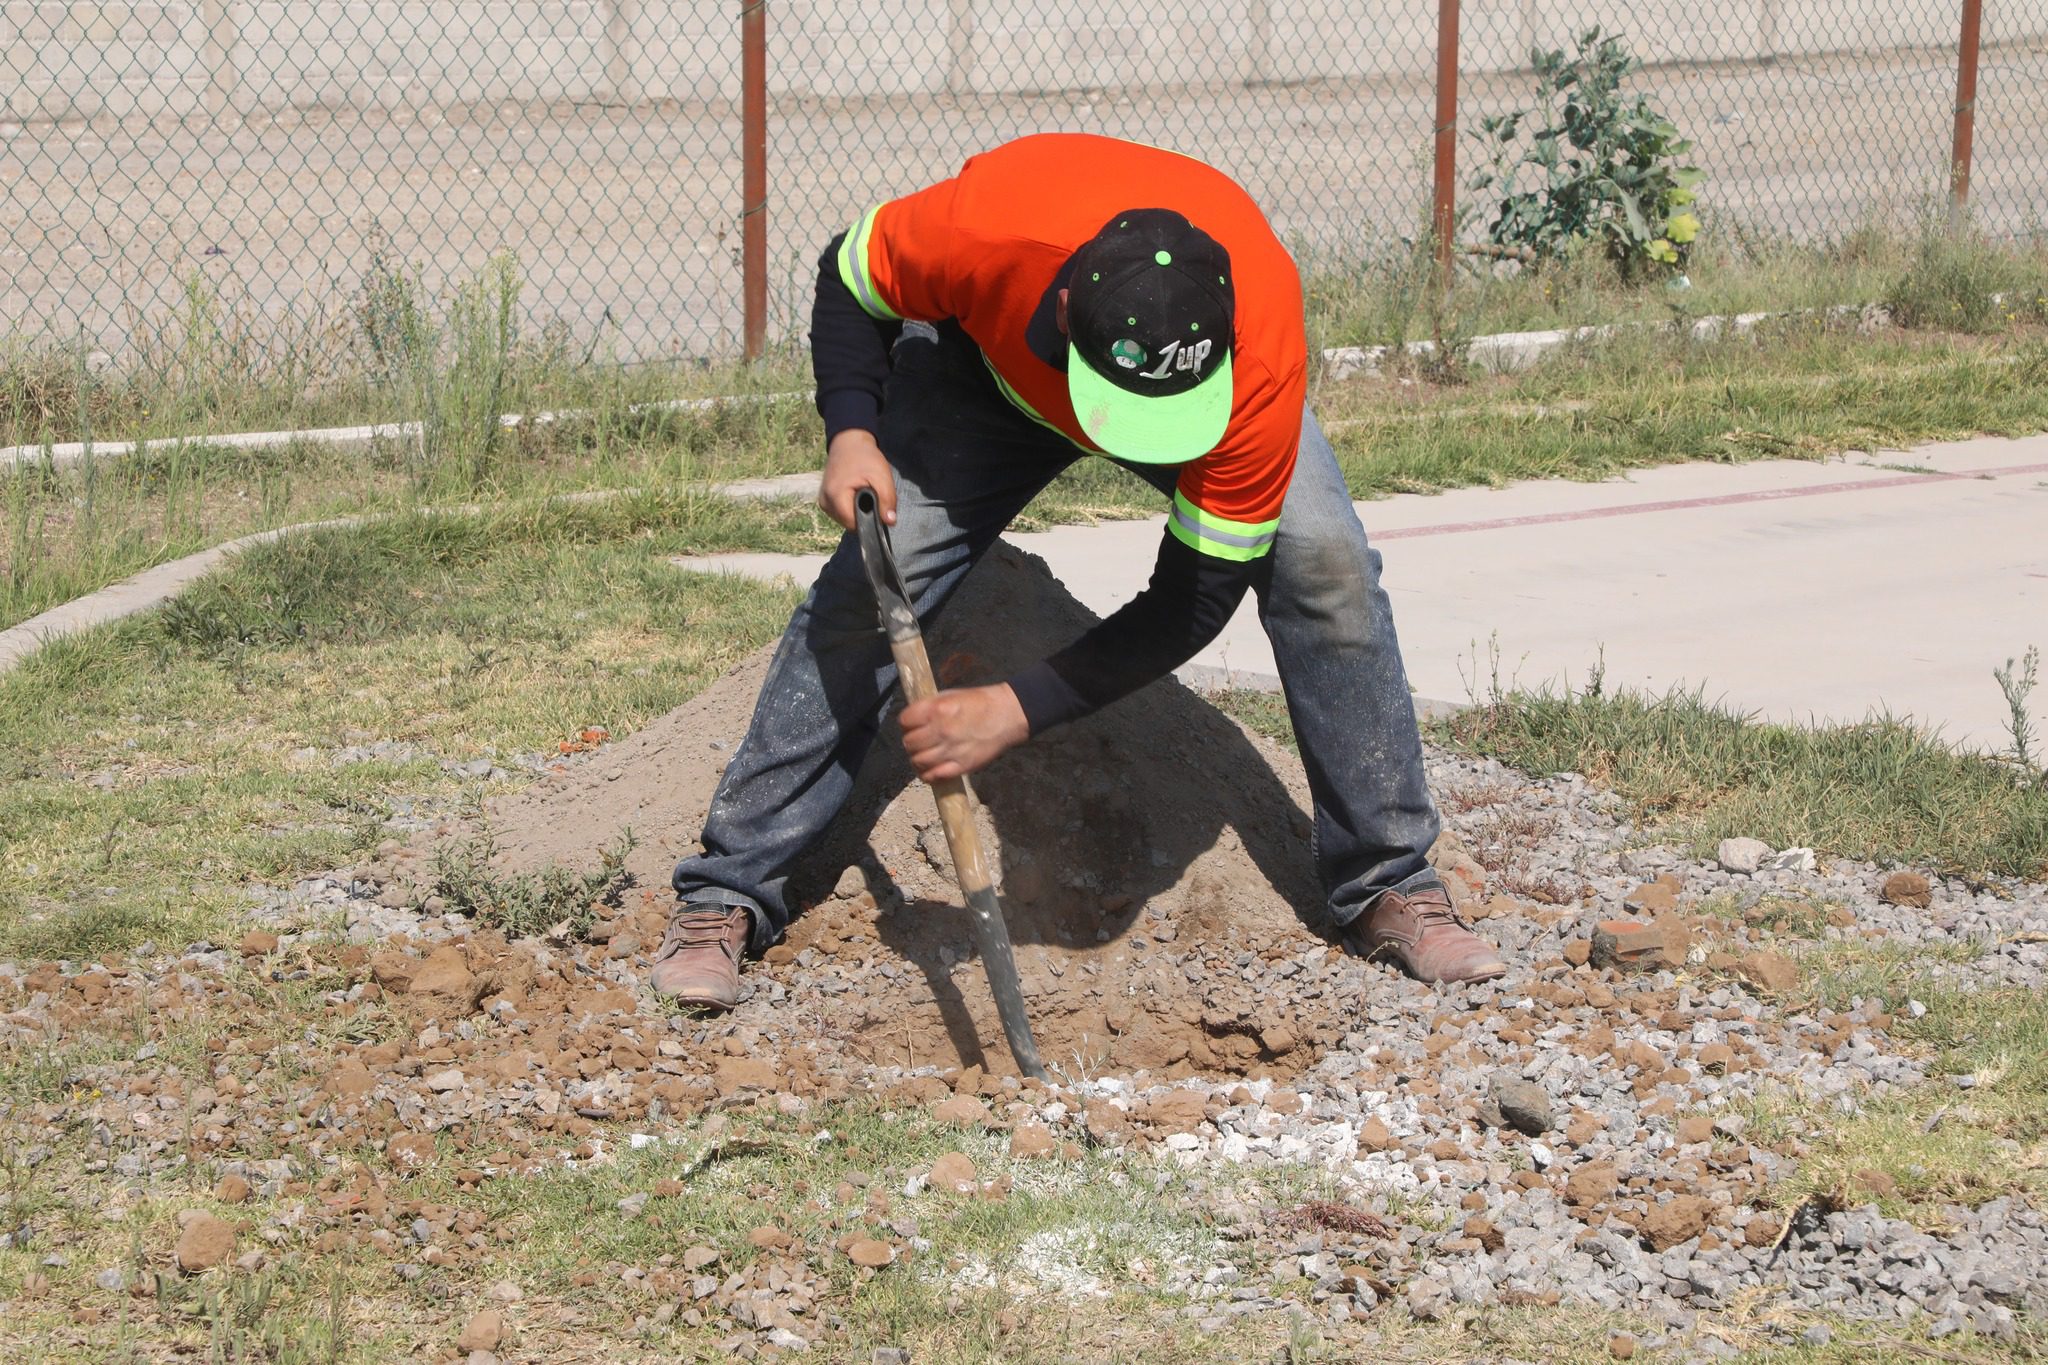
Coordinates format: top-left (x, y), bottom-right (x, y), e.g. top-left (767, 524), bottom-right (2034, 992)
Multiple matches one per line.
top-left (853, 489), bottom-right (1046, 1081)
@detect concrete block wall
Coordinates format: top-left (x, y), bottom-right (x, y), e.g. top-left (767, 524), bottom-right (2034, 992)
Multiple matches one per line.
top-left (229, 3), bottom-right (612, 112)
top-left (768, 0), bottom-right (953, 98)
top-left (963, 0), bottom-right (1247, 92)
top-left (1525, 1), bottom-right (1770, 67)
top-left (6, 0), bottom-right (2045, 122)
top-left (3, 2), bottom-right (214, 121)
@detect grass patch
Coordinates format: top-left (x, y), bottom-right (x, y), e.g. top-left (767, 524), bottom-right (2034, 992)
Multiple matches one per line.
top-left (1316, 322), bottom-right (2048, 497)
top-left (427, 826), bottom-right (637, 940)
top-left (1439, 682), bottom-right (2048, 884)
top-left (11, 220), bottom-right (2048, 637)
top-left (1740, 941), bottom-right (2048, 1225)
top-left (480, 1108), bottom-right (1237, 1361)
top-left (0, 411), bottom-right (1167, 635)
top-left (1304, 216), bottom-right (2048, 355)
top-left (0, 501), bottom-right (805, 961)
top-left (0, 251), bottom-right (817, 451)
top-left (1208, 688), bottom-right (1298, 753)
top-left (0, 379), bottom-right (825, 630)
top-left (12, 316), bottom-right (2048, 635)
top-left (1694, 891), bottom-right (1837, 939)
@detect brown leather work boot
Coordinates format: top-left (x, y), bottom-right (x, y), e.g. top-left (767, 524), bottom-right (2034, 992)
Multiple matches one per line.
top-left (648, 904), bottom-right (752, 1009)
top-left (1345, 883), bottom-right (1507, 985)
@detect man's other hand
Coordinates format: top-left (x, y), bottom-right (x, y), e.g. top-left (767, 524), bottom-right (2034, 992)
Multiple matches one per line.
top-left (899, 684), bottom-right (1030, 781)
top-left (819, 430), bottom-right (897, 530)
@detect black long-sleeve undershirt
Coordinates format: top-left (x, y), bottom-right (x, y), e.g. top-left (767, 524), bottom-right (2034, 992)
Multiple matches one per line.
top-left (1007, 532), bottom-right (1265, 730)
top-left (812, 232), bottom-right (900, 445)
top-left (809, 233), bottom-right (1267, 734)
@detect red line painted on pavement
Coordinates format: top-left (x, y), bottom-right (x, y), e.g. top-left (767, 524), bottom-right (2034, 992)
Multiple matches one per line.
top-left (1372, 461), bottom-right (2048, 541)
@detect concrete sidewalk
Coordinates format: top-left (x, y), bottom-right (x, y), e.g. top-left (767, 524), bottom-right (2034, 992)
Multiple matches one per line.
top-left (674, 434), bottom-right (2048, 753)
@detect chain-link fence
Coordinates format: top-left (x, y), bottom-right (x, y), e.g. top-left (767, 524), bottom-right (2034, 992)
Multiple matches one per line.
top-left (4, 2), bottom-right (2043, 366)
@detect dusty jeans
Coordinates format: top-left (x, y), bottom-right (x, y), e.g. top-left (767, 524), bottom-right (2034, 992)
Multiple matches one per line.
top-left (673, 324), bottom-right (1441, 948)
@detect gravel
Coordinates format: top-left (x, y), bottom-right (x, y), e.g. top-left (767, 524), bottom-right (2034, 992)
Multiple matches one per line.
top-left (5, 721), bottom-right (2045, 1354)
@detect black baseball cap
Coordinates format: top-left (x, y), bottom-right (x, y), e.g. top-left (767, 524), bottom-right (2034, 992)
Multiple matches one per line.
top-left (1064, 208), bottom-right (1236, 463)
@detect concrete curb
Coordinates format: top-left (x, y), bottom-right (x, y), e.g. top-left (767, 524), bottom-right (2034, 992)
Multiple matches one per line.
top-left (0, 473), bottom-right (821, 677)
top-left (0, 391), bottom-right (811, 473)
top-left (2, 300), bottom-right (1890, 471)
top-left (1319, 303), bottom-right (1890, 381)
top-left (0, 520), bottom-right (355, 674)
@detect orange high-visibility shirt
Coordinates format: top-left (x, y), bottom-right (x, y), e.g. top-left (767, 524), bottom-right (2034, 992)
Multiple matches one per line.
top-left (836, 133), bottom-right (1307, 557)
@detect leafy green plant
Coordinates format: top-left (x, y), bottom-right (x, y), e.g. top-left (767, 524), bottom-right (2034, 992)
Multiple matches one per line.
top-left (1888, 218), bottom-right (2048, 333)
top-left (435, 250), bottom-right (522, 484)
top-left (427, 824), bottom-right (638, 940)
top-left (352, 228), bottom-right (433, 390)
top-left (1993, 644), bottom-right (2040, 775)
top-left (1468, 28), bottom-right (1703, 277)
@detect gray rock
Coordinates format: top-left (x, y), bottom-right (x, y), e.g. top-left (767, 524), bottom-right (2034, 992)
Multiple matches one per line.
top-left (1799, 1324), bottom-right (1830, 1347)
top-left (93, 1267), bottom-right (127, 1291)
top-left (1484, 1074), bottom-right (1554, 1135)
top-left (1406, 1275), bottom-right (1453, 1322)
top-left (1970, 1265), bottom-right (2021, 1301)
top-left (1763, 847), bottom-right (1818, 873)
top-left (1715, 838), bottom-right (1773, 874)
top-left (1969, 1303), bottom-right (2017, 1342)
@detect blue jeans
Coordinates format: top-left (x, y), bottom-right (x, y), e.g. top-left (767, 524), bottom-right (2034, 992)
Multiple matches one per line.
top-left (674, 324), bottom-right (1441, 947)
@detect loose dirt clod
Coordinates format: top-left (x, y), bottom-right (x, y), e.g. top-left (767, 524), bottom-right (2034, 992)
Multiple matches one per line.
top-left (1880, 870), bottom-right (1933, 908)
top-left (175, 1212), bottom-right (235, 1272)
top-left (846, 1239), bottom-right (894, 1268)
top-left (456, 1309), bottom-right (504, 1353)
top-left (1736, 950), bottom-right (1800, 994)
top-left (929, 1152), bottom-right (978, 1194)
top-left (1640, 1194), bottom-right (1713, 1251)
top-left (1009, 1123), bottom-right (1055, 1159)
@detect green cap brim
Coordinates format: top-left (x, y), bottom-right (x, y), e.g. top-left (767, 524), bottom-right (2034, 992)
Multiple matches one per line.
top-left (1067, 343), bottom-right (1233, 464)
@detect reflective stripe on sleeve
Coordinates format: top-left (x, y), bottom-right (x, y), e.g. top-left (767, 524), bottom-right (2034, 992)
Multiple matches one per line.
top-left (836, 205), bottom-right (902, 321)
top-left (1166, 490), bottom-right (1279, 561)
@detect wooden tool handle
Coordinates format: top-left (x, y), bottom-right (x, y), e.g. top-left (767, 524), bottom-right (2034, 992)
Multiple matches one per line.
top-left (886, 635), bottom-right (994, 896)
top-left (879, 601), bottom-right (1046, 1079)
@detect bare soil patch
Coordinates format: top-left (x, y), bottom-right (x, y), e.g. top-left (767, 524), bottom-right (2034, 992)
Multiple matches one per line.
top-left (361, 542), bottom-right (1432, 1083)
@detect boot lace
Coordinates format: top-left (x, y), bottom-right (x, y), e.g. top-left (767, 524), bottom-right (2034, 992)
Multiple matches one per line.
top-left (1409, 892), bottom-right (1474, 932)
top-left (663, 907), bottom-right (744, 955)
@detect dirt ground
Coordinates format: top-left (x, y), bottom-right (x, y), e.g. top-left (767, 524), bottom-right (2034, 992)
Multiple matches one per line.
top-left (363, 541), bottom-right (1438, 1082)
top-left (8, 543), bottom-right (2044, 1357)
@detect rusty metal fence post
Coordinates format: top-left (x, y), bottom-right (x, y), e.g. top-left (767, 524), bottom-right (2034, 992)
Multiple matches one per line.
top-left (741, 0), bottom-right (769, 359)
top-left (1951, 0), bottom-right (1983, 215)
top-left (1432, 0), bottom-right (1461, 291)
